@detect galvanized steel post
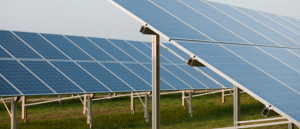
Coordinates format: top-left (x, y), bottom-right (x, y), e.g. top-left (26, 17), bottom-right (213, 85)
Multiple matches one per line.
top-left (234, 85), bottom-right (240, 128)
top-left (11, 98), bottom-right (17, 129)
top-left (152, 34), bottom-right (160, 129)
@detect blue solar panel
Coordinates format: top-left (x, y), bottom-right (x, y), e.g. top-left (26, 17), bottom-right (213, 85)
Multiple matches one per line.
top-left (0, 60), bottom-right (54, 95)
top-left (281, 16), bottom-right (300, 27)
top-left (142, 42), bottom-right (175, 63)
top-left (179, 0), bottom-right (279, 47)
top-left (162, 43), bottom-right (233, 88)
top-left (0, 47), bottom-right (11, 58)
top-left (0, 30), bottom-right (42, 59)
top-left (176, 41), bottom-right (300, 104)
top-left (77, 62), bottom-right (133, 92)
top-left (111, 0), bottom-right (300, 126)
top-left (259, 47), bottom-right (300, 72)
top-left (88, 37), bottom-right (135, 62)
top-left (113, 0), bottom-right (211, 41)
top-left (51, 61), bottom-right (111, 93)
top-left (177, 65), bottom-right (221, 89)
top-left (151, 0), bottom-right (246, 44)
top-left (41, 33), bottom-right (93, 60)
top-left (0, 77), bottom-right (21, 96)
top-left (143, 64), bottom-right (192, 90)
top-left (22, 61), bottom-right (83, 93)
top-left (102, 63), bottom-right (151, 91)
top-left (66, 36), bottom-right (115, 61)
top-left (108, 39), bottom-right (151, 62)
top-left (160, 46), bottom-right (185, 64)
top-left (223, 44), bottom-right (300, 92)
top-left (161, 64), bottom-right (208, 89)
top-left (14, 31), bottom-right (69, 60)
top-left (162, 43), bottom-right (190, 60)
top-left (234, 7), bottom-right (300, 45)
top-left (259, 12), bottom-right (300, 35)
top-left (206, 1), bottom-right (300, 48)
top-left (123, 63), bottom-right (175, 90)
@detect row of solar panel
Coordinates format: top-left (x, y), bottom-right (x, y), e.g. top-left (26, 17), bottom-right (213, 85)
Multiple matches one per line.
top-left (113, 0), bottom-right (300, 48)
top-left (110, 0), bottom-right (300, 125)
top-left (0, 30), bottom-right (232, 96)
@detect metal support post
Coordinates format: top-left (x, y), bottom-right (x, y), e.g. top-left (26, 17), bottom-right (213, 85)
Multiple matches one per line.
top-left (234, 85), bottom-right (240, 128)
top-left (213, 89), bottom-right (215, 96)
top-left (152, 34), bottom-right (160, 129)
top-left (108, 93), bottom-right (111, 101)
top-left (182, 91), bottom-right (186, 110)
top-left (58, 95), bottom-right (62, 105)
top-left (189, 91), bottom-right (193, 118)
top-left (114, 93), bottom-right (117, 96)
top-left (131, 92), bottom-right (135, 115)
top-left (288, 123), bottom-right (294, 129)
top-left (22, 96), bottom-right (27, 123)
top-left (11, 98), bottom-right (17, 129)
top-left (222, 89), bottom-right (225, 106)
top-left (87, 95), bottom-right (92, 128)
top-left (83, 94), bottom-right (87, 115)
top-left (145, 93), bottom-right (149, 123)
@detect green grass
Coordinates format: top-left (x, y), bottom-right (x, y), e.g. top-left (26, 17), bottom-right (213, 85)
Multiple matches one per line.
top-left (0, 92), bottom-right (298, 129)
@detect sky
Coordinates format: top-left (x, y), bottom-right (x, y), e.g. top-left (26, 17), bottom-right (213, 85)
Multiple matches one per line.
top-left (0, 0), bottom-right (299, 42)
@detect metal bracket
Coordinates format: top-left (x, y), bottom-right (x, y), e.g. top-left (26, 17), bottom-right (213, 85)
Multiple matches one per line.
top-left (13, 97), bottom-right (20, 102)
top-left (140, 26), bottom-right (158, 35)
top-left (262, 104), bottom-right (279, 117)
top-left (187, 55), bottom-right (205, 67)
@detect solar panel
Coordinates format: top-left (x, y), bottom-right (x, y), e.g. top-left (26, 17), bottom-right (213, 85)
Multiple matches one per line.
top-left (0, 30), bottom-right (42, 59)
top-left (280, 16), bottom-right (300, 28)
top-left (179, 0), bottom-right (279, 47)
top-left (0, 30), bottom-right (228, 97)
top-left (41, 33), bottom-right (93, 60)
top-left (205, 1), bottom-right (300, 48)
top-left (162, 43), bottom-right (233, 88)
top-left (0, 60), bottom-right (54, 95)
top-left (259, 12), bottom-right (300, 35)
top-left (14, 32), bottom-right (69, 60)
top-left (232, 6), bottom-right (300, 45)
top-left (110, 0), bottom-right (300, 126)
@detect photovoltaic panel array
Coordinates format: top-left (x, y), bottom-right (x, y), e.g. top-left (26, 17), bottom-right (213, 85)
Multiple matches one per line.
top-left (0, 30), bottom-right (230, 97)
top-left (110, 0), bottom-right (300, 126)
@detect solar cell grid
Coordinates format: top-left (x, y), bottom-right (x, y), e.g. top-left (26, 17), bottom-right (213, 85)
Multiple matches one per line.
top-left (0, 76), bottom-right (21, 96)
top-left (151, 0), bottom-right (246, 44)
top-left (206, 1), bottom-right (300, 48)
top-left (22, 61), bottom-right (84, 94)
top-left (0, 30), bottom-right (42, 59)
top-left (280, 16), bottom-right (300, 28)
top-left (14, 32), bottom-right (68, 60)
top-left (108, 39), bottom-right (151, 62)
top-left (66, 36), bottom-right (115, 61)
top-left (103, 63), bottom-right (152, 91)
top-left (112, 0), bottom-right (211, 41)
top-left (259, 12), bottom-right (300, 35)
top-left (180, 0), bottom-right (280, 47)
top-left (0, 60), bottom-right (54, 95)
top-left (41, 34), bottom-right (93, 60)
top-left (234, 7), bottom-right (300, 45)
top-left (77, 62), bottom-right (133, 92)
top-left (0, 47), bottom-right (11, 58)
top-left (88, 37), bottom-right (135, 62)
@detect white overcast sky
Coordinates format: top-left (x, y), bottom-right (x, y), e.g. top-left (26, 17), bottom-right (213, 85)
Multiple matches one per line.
top-left (0, 0), bottom-right (299, 42)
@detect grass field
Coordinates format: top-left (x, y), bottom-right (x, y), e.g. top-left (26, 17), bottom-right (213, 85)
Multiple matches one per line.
top-left (0, 92), bottom-right (297, 129)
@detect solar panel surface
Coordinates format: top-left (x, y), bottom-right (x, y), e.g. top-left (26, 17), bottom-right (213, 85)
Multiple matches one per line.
top-left (0, 30), bottom-right (229, 97)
